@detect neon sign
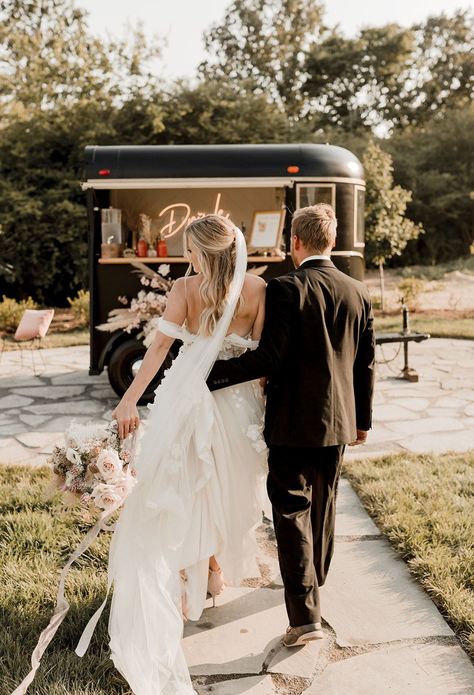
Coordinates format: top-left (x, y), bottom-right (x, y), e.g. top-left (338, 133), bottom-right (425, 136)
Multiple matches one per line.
top-left (157, 193), bottom-right (230, 239)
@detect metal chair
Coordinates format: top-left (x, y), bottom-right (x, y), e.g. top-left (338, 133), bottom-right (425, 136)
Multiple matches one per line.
top-left (8, 309), bottom-right (55, 375)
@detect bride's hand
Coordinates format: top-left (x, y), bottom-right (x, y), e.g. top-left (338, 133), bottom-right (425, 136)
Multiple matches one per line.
top-left (112, 397), bottom-right (140, 440)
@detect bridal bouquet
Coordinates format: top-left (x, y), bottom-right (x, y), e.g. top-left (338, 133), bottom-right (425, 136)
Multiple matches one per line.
top-left (49, 420), bottom-right (136, 511)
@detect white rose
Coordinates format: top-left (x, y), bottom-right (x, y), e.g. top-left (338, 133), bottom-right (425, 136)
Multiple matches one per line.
top-left (158, 263), bottom-right (170, 277)
top-left (91, 483), bottom-right (123, 511)
top-left (66, 447), bottom-right (82, 466)
top-left (96, 449), bottom-right (123, 482)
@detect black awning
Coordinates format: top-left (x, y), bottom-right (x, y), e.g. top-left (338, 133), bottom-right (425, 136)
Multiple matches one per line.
top-left (84, 144), bottom-right (364, 181)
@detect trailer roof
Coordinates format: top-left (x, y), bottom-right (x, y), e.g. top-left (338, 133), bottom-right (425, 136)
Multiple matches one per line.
top-left (84, 144), bottom-right (364, 185)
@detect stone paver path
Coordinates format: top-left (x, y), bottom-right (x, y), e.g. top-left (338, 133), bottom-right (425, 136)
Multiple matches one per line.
top-left (1, 338), bottom-right (473, 694)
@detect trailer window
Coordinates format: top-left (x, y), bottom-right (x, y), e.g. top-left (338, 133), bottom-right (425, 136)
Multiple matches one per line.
top-left (296, 184), bottom-right (335, 210)
top-left (354, 186), bottom-right (365, 247)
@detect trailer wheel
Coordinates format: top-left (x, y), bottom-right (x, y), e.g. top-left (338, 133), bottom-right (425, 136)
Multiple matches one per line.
top-left (107, 337), bottom-right (175, 404)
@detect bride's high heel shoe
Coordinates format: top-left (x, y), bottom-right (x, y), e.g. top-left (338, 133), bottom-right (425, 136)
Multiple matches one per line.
top-left (207, 567), bottom-right (225, 607)
top-left (180, 569), bottom-right (189, 622)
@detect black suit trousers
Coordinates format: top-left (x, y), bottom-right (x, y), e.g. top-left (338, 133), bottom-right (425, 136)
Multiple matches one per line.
top-left (267, 444), bottom-right (345, 627)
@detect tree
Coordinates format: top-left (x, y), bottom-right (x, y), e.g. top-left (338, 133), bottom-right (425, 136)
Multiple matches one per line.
top-left (304, 10), bottom-right (474, 133)
top-left (403, 11), bottom-right (474, 126)
top-left (0, 0), bottom-right (165, 303)
top-left (155, 78), bottom-right (292, 144)
top-left (200, 0), bottom-right (324, 119)
top-left (0, 0), bottom-right (114, 119)
top-left (387, 105), bottom-right (474, 264)
top-left (305, 24), bottom-right (415, 132)
top-left (363, 142), bottom-right (423, 309)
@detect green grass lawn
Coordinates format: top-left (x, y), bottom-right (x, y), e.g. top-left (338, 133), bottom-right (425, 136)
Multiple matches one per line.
top-left (344, 450), bottom-right (474, 659)
top-left (374, 314), bottom-right (474, 340)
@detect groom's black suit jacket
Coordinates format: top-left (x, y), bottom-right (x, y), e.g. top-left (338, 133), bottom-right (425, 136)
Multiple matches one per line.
top-left (207, 259), bottom-right (375, 448)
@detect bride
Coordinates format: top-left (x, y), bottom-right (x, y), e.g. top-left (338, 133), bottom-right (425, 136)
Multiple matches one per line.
top-left (92, 215), bottom-right (268, 694)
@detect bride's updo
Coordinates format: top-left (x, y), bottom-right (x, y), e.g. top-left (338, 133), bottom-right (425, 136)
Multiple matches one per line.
top-left (184, 214), bottom-right (242, 336)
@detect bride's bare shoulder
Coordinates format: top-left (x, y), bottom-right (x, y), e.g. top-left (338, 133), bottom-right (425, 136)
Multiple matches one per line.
top-left (243, 273), bottom-right (266, 292)
top-left (174, 275), bottom-right (200, 294)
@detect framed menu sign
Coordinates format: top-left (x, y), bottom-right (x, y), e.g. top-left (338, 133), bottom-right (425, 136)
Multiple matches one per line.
top-left (249, 210), bottom-right (285, 249)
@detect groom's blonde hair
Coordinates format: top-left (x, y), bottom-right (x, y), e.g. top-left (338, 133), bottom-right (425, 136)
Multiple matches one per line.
top-left (292, 203), bottom-right (337, 253)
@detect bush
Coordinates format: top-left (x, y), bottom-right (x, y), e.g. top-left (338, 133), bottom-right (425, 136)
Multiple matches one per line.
top-left (0, 295), bottom-right (38, 333)
top-left (67, 289), bottom-right (89, 326)
top-left (397, 277), bottom-right (426, 310)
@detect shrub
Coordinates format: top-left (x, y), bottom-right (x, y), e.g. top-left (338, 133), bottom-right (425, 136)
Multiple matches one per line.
top-left (0, 295), bottom-right (38, 333)
top-left (67, 289), bottom-right (89, 326)
top-left (397, 277), bottom-right (426, 311)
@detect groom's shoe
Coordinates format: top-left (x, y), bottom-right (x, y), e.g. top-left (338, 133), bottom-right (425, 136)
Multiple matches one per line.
top-left (283, 622), bottom-right (324, 647)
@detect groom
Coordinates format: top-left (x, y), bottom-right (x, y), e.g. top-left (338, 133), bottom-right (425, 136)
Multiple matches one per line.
top-left (207, 203), bottom-right (375, 646)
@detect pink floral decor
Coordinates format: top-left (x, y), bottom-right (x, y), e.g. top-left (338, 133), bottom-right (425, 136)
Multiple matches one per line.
top-left (96, 262), bottom-right (173, 347)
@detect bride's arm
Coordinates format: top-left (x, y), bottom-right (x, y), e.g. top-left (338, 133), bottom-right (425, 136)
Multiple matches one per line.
top-left (112, 278), bottom-right (187, 439)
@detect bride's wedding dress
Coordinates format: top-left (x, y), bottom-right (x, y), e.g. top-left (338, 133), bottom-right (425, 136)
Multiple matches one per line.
top-left (77, 229), bottom-right (268, 695)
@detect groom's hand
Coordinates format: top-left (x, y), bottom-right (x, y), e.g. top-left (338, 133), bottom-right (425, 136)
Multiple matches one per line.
top-left (349, 429), bottom-right (368, 446)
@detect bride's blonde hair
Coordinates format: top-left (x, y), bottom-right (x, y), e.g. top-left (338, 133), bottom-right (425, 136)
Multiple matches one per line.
top-left (184, 214), bottom-right (243, 336)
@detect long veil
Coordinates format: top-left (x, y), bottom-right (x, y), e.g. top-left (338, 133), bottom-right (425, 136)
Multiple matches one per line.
top-left (78, 227), bottom-right (248, 695)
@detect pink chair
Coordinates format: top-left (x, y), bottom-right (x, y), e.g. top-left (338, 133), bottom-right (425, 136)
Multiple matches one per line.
top-left (13, 309), bottom-right (55, 374)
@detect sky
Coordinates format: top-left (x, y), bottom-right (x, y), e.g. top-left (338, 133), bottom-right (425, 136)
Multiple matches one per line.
top-left (76, 0), bottom-right (473, 80)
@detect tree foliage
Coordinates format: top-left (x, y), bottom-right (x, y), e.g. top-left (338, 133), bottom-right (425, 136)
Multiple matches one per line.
top-left (363, 141), bottom-right (423, 265)
top-left (156, 78), bottom-right (292, 144)
top-left (0, 0), bottom-right (165, 303)
top-left (305, 24), bottom-right (415, 132)
top-left (200, 0), bottom-right (324, 118)
top-left (305, 10), bottom-right (474, 133)
top-left (387, 105), bottom-right (474, 264)
top-left (0, 0), bottom-right (113, 118)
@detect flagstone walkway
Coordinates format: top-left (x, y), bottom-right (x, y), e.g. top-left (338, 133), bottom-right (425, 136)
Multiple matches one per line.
top-left (1, 338), bottom-right (473, 693)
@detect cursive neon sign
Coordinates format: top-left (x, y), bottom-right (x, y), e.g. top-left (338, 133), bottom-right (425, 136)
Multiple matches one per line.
top-left (158, 193), bottom-right (230, 239)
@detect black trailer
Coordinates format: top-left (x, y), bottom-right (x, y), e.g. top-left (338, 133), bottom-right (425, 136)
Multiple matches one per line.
top-left (82, 143), bottom-right (366, 401)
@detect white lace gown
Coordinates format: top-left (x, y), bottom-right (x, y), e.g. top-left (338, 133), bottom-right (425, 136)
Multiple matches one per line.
top-left (105, 319), bottom-right (268, 695)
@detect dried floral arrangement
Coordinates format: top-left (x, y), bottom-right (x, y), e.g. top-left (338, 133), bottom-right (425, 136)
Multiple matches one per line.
top-left (96, 261), bottom-right (173, 347)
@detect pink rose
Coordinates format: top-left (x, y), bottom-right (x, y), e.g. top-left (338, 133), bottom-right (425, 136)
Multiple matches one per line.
top-left (91, 483), bottom-right (123, 511)
top-left (119, 449), bottom-right (131, 463)
top-left (113, 472), bottom-right (136, 499)
top-left (96, 449), bottom-right (123, 482)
